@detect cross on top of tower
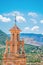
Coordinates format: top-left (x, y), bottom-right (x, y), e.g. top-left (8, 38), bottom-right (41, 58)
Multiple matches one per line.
top-left (15, 15), bottom-right (17, 26)
top-left (10, 14), bottom-right (21, 33)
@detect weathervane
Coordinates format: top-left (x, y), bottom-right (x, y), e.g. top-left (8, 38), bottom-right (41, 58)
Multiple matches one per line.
top-left (15, 14), bottom-right (17, 26)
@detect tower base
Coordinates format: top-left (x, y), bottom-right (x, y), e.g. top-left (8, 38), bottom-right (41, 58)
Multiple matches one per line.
top-left (3, 53), bottom-right (26, 65)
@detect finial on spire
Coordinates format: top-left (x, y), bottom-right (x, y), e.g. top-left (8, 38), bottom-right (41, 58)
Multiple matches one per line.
top-left (15, 14), bottom-right (16, 26)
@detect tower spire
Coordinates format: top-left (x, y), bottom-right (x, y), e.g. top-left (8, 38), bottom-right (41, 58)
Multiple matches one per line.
top-left (15, 15), bottom-right (16, 26)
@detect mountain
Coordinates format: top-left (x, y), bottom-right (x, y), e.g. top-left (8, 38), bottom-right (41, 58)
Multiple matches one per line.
top-left (20, 33), bottom-right (43, 42)
top-left (0, 30), bottom-right (9, 45)
top-left (20, 33), bottom-right (43, 46)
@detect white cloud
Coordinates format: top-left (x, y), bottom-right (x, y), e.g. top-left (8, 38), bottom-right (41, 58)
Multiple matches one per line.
top-left (4, 11), bottom-right (23, 16)
top-left (24, 27), bottom-right (30, 31)
top-left (0, 15), bottom-right (11, 22)
top-left (16, 16), bottom-right (26, 22)
top-left (3, 11), bottom-right (26, 22)
top-left (22, 27), bottom-right (30, 33)
top-left (12, 11), bottom-right (23, 16)
top-left (28, 12), bottom-right (38, 17)
top-left (31, 26), bottom-right (39, 31)
top-left (30, 18), bottom-right (37, 24)
top-left (40, 20), bottom-right (43, 23)
top-left (22, 26), bottom-right (39, 33)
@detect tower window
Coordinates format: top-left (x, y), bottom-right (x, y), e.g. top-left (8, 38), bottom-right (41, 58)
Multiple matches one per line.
top-left (17, 34), bottom-right (19, 41)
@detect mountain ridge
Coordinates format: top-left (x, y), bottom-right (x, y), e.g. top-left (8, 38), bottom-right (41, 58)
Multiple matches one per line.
top-left (20, 33), bottom-right (43, 45)
top-left (0, 30), bottom-right (9, 45)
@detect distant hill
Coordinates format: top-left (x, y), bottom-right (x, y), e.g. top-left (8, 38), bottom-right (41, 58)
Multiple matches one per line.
top-left (20, 33), bottom-right (43, 45)
top-left (20, 33), bottom-right (43, 42)
top-left (0, 30), bottom-right (9, 45)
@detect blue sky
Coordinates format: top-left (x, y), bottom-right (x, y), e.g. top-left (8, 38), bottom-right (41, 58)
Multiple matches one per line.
top-left (0, 0), bottom-right (43, 34)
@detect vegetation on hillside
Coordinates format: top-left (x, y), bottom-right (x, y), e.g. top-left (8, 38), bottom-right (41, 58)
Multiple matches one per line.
top-left (0, 30), bottom-right (9, 45)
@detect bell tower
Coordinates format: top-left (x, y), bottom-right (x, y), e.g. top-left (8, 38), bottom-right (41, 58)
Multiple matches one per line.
top-left (3, 15), bottom-right (26, 65)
